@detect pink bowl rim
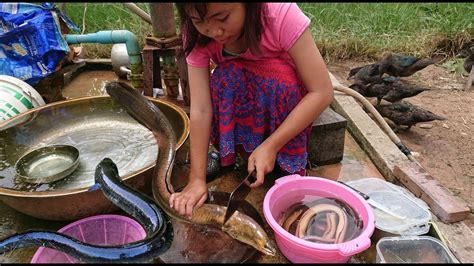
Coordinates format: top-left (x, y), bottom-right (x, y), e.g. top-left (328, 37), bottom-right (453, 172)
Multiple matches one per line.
top-left (263, 174), bottom-right (375, 251)
top-left (31, 214), bottom-right (146, 263)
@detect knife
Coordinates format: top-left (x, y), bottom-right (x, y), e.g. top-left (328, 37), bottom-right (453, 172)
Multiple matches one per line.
top-left (223, 169), bottom-right (257, 223)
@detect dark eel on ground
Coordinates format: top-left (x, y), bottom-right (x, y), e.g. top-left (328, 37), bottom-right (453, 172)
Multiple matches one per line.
top-left (0, 158), bottom-right (173, 263)
top-left (105, 82), bottom-right (276, 256)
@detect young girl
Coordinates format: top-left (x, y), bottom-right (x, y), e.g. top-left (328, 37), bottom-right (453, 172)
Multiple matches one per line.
top-left (169, 3), bottom-right (333, 218)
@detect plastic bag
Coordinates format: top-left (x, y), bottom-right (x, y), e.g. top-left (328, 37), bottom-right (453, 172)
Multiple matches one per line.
top-left (0, 3), bottom-right (79, 85)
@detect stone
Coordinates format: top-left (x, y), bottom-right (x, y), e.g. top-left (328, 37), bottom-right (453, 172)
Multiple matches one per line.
top-left (419, 123), bottom-right (433, 129)
top-left (308, 108), bottom-right (347, 166)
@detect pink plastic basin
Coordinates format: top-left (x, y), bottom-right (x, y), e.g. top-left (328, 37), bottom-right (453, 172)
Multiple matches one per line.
top-left (263, 175), bottom-right (375, 263)
top-left (31, 214), bottom-right (147, 263)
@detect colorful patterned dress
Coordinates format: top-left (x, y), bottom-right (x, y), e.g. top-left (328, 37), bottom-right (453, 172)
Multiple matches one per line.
top-left (209, 56), bottom-right (310, 175)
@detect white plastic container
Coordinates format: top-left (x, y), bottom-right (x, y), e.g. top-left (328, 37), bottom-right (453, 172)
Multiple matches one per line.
top-left (376, 236), bottom-right (459, 263)
top-left (346, 178), bottom-right (431, 236)
top-left (0, 92), bottom-right (29, 119)
top-left (0, 75), bottom-right (45, 128)
top-left (0, 75), bottom-right (45, 121)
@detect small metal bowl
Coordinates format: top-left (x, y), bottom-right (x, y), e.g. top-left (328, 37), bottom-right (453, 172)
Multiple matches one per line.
top-left (15, 145), bottom-right (80, 184)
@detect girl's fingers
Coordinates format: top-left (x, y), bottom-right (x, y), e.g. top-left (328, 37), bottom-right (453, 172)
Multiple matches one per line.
top-left (178, 198), bottom-right (188, 216)
top-left (185, 199), bottom-right (196, 218)
top-left (169, 193), bottom-right (177, 208)
top-left (249, 165), bottom-right (264, 188)
top-left (247, 156), bottom-right (256, 174)
top-left (197, 193), bottom-right (208, 207)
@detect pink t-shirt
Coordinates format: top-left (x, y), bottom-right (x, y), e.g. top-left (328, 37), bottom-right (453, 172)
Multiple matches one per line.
top-left (185, 3), bottom-right (310, 70)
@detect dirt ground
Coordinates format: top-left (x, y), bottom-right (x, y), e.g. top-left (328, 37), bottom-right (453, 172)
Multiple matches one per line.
top-left (327, 59), bottom-right (474, 221)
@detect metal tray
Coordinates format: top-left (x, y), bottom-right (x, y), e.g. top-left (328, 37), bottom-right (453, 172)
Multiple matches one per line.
top-left (15, 145), bottom-right (80, 184)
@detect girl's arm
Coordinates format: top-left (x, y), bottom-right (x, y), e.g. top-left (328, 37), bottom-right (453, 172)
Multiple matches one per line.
top-left (169, 65), bottom-right (213, 217)
top-left (248, 28), bottom-right (334, 187)
top-left (188, 65), bottom-right (213, 183)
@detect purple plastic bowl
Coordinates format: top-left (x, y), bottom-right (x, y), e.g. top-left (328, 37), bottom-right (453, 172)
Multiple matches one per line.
top-left (31, 214), bottom-right (146, 263)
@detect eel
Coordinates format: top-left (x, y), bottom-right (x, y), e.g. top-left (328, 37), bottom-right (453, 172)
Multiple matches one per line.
top-left (158, 190), bottom-right (266, 263)
top-left (296, 203), bottom-right (348, 244)
top-left (0, 158), bottom-right (173, 263)
top-left (105, 81), bottom-right (276, 256)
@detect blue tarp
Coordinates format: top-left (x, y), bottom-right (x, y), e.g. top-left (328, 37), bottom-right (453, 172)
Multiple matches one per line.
top-left (0, 3), bottom-right (79, 85)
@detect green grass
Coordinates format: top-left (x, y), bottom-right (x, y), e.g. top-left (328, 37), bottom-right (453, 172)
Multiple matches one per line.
top-left (61, 3), bottom-right (473, 60)
top-left (62, 3), bottom-right (153, 58)
top-left (299, 3), bottom-right (473, 60)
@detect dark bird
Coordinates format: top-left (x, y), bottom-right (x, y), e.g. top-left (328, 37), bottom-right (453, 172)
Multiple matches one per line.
top-left (347, 63), bottom-right (382, 83)
top-left (350, 76), bottom-right (429, 105)
top-left (457, 47), bottom-right (473, 90)
top-left (375, 101), bottom-right (447, 131)
top-left (381, 79), bottom-right (430, 103)
top-left (349, 81), bottom-right (391, 105)
top-left (378, 53), bottom-right (438, 77)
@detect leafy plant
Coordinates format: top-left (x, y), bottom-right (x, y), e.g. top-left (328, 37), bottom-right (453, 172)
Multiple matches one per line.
top-left (441, 58), bottom-right (467, 75)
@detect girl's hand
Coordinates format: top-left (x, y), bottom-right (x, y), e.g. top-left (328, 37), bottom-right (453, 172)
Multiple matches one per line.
top-left (247, 143), bottom-right (277, 188)
top-left (169, 178), bottom-right (208, 218)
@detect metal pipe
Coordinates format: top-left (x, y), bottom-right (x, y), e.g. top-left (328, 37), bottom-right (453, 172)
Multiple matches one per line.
top-left (149, 3), bottom-right (176, 38)
top-left (122, 3), bottom-right (152, 24)
top-left (65, 30), bottom-right (143, 91)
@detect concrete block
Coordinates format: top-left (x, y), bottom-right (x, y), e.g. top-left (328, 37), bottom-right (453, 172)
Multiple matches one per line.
top-left (393, 162), bottom-right (470, 223)
top-left (308, 108), bottom-right (347, 166)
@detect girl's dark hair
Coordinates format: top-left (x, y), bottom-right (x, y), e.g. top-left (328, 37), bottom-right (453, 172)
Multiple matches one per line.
top-left (176, 3), bottom-right (267, 57)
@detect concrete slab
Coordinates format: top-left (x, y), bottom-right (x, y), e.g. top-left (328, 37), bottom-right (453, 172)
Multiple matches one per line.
top-left (394, 162), bottom-right (470, 223)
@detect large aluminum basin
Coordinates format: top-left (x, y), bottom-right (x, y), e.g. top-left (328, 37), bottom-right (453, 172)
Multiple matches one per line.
top-left (0, 95), bottom-right (189, 221)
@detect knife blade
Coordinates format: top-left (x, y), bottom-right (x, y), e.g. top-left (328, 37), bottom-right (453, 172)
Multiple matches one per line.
top-left (337, 181), bottom-right (406, 219)
top-left (223, 169), bottom-right (256, 223)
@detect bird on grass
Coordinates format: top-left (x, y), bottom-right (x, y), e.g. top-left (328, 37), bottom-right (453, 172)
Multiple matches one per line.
top-left (374, 101), bottom-right (447, 131)
top-left (378, 53), bottom-right (439, 77)
top-left (457, 47), bottom-right (473, 90)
